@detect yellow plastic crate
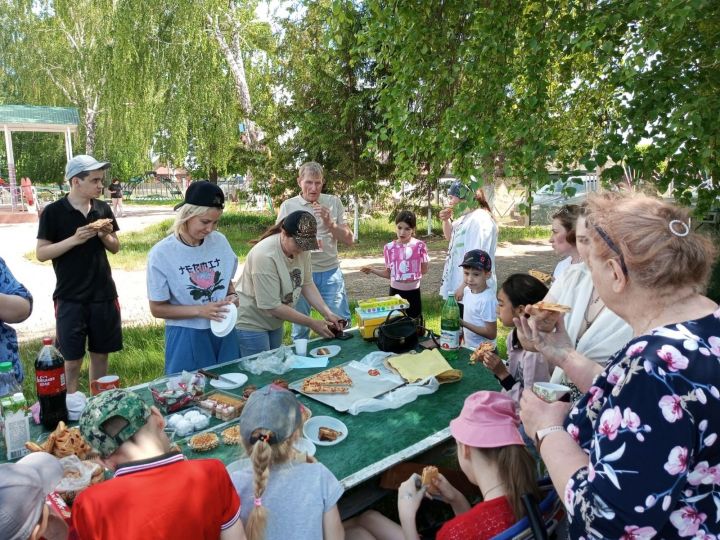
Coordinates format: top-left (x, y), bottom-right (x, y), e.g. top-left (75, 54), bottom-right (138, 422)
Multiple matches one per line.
top-left (357, 295), bottom-right (410, 316)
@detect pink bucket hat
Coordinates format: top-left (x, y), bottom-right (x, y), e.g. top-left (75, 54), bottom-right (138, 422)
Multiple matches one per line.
top-left (449, 391), bottom-right (524, 448)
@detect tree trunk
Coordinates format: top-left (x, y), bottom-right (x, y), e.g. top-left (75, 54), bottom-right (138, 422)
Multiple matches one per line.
top-left (84, 103), bottom-right (98, 155)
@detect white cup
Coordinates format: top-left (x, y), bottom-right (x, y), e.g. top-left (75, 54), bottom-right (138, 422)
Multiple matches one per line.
top-left (294, 338), bottom-right (308, 356)
top-left (533, 382), bottom-right (571, 402)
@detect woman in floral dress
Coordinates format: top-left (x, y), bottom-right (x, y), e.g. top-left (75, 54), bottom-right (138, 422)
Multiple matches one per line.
top-left (517, 193), bottom-right (720, 539)
top-left (147, 181), bottom-right (239, 373)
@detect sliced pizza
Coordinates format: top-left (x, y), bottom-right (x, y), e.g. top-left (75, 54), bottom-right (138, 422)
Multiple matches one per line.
top-left (305, 367), bottom-right (353, 387)
top-left (301, 381), bottom-right (350, 394)
top-left (529, 269), bottom-right (553, 283)
top-left (88, 218), bottom-right (113, 230)
top-left (534, 301), bottom-right (572, 313)
top-left (469, 342), bottom-right (496, 364)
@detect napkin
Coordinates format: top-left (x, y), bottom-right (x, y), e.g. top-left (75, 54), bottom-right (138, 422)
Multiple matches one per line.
top-left (291, 355), bottom-right (330, 369)
top-left (387, 349), bottom-right (453, 383)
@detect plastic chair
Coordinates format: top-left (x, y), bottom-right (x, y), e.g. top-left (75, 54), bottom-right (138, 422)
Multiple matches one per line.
top-left (489, 479), bottom-right (565, 540)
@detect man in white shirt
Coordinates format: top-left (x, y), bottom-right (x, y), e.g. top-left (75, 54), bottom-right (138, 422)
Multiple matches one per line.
top-left (276, 162), bottom-right (353, 340)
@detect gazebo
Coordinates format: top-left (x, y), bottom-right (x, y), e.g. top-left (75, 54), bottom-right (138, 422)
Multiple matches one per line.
top-left (0, 105), bottom-right (79, 213)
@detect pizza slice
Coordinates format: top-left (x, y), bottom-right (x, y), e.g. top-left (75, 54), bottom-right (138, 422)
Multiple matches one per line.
top-left (529, 269), bottom-right (553, 283)
top-left (469, 342), bottom-right (496, 365)
top-left (87, 218), bottom-right (113, 230)
top-left (534, 301), bottom-right (572, 313)
top-left (301, 381), bottom-right (350, 394)
top-left (305, 367), bottom-right (353, 387)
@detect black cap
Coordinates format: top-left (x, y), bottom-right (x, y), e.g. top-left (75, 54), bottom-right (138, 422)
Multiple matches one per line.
top-left (174, 181), bottom-right (225, 211)
top-left (459, 249), bottom-right (492, 272)
top-left (282, 210), bottom-right (319, 251)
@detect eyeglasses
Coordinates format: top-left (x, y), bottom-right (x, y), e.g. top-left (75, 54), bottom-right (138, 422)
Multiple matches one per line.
top-left (592, 224), bottom-right (628, 277)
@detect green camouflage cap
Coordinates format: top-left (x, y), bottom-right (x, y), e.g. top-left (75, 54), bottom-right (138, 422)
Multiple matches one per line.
top-left (79, 389), bottom-right (151, 458)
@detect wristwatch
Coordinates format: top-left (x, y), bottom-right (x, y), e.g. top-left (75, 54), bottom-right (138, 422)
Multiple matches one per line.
top-left (534, 425), bottom-right (565, 452)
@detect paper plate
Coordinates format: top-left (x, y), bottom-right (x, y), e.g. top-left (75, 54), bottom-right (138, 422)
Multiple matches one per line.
top-left (210, 304), bottom-right (238, 337)
top-left (209, 372), bottom-right (248, 390)
top-left (309, 345), bottom-right (341, 359)
top-left (303, 416), bottom-right (348, 446)
top-left (293, 437), bottom-right (317, 457)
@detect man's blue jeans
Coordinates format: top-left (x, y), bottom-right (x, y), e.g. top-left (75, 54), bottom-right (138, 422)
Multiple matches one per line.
top-left (236, 327), bottom-right (284, 358)
top-left (292, 266), bottom-right (351, 340)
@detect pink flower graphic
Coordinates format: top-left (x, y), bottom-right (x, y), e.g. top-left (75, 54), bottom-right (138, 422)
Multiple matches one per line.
top-left (189, 269), bottom-right (216, 289)
top-left (621, 525), bottom-right (657, 540)
top-left (588, 386), bottom-right (605, 406)
top-left (627, 340), bottom-right (648, 357)
top-left (657, 344), bottom-right (689, 372)
top-left (709, 336), bottom-right (720, 357)
top-left (622, 408), bottom-right (641, 431)
top-left (687, 461), bottom-right (720, 486)
top-left (659, 394), bottom-right (684, 423)
top-left (669, 506), bottom-right (706, 537)
top-left (598, 407), bottom-right (622, 440)
top-left (567, 423), bottom-right (580, 443)
top-left (664, 446), bottom-right (688, 475)
top-left (607, 365), bottom-right (625, 385)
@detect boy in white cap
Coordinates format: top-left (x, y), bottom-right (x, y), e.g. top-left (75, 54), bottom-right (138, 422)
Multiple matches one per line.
top-left (36, 155), bottom-right (122, 394)
top-left (0, 452), bottom-right (64, 540)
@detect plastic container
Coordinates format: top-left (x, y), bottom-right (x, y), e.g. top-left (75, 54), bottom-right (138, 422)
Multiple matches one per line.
top-left (149, 372), bottom-right (207, 414)
top-left (0, 362), bottom-right (21, 399)
top-left (355, 308), bottom-right (389, 340)
top-left (356, 295), bottom-right (410, 317)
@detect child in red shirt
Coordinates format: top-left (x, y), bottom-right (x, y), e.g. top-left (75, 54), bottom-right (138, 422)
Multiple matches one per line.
top-left (344, 391), bottom-right (539, 540)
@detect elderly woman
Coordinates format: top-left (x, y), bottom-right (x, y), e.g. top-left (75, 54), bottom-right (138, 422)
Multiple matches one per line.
top-left (439, 182), bottom-right (498, 312)
top-left (518, 193), bottom-right (720, 538)
top-left (147, 181), bottom-right (239, 373)
top-left (234, 210), bottom-right (343, 358)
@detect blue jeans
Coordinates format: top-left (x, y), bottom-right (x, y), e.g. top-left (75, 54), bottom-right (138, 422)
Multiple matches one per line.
top-left (236, 327), bottom-right (284, 358)
top-left (165, 326), bottom-right (239, 374)
top-left (292, 266), bottom-right (351, 340)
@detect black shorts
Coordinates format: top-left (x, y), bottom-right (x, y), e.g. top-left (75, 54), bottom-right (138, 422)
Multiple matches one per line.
top-left (54, 299), bottom-right (123, 360)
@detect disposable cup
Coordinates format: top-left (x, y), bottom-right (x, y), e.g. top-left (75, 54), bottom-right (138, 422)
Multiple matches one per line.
top-left (294, 338), bottom-right (308, 356)
top-left (533, 382), bottom-right (571, 403)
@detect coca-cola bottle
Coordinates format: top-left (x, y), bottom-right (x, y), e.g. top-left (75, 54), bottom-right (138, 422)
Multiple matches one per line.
top-left (35, 337), bottom-right (68, 430)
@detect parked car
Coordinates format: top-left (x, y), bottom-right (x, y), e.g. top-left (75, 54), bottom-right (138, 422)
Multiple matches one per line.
top-left (531, 176), bottom-right (598, 224)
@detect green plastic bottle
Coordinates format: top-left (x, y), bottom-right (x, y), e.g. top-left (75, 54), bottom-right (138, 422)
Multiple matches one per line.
top-left (439, 296), bottom-right (461, 360)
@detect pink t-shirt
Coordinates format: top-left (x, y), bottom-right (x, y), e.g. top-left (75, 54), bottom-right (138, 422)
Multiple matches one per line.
top-left (383, 238), bottom-right (429, 290)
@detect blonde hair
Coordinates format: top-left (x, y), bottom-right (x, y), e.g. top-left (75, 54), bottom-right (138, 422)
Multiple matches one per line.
top-left (170, 203), bottom-right (219, 239)
top-left (477, 445), bottom-right (540, 520)
top-left (585, 193), bottom-right (716, 292)
top-left (242, 429), bottom-right (297, 540)
top-left (298, 161), bottom-right (324, 181)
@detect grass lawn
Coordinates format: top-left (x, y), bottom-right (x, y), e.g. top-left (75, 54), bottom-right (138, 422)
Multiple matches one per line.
top-left (97, 210), bottom-right (549, 270)
top-left (18, 295), bottom-right (512, 401)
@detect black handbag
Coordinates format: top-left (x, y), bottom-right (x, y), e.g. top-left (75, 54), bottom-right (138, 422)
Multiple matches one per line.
top-left (374, 309), bottom-right (419, 353)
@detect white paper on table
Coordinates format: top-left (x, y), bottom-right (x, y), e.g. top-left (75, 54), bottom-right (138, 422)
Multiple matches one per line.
top-left (291, 355), bottom-right (330, 369)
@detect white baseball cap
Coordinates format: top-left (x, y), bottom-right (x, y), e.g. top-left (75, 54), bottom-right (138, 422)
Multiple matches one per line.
top-left (65, 154), bottom-right (110, 180)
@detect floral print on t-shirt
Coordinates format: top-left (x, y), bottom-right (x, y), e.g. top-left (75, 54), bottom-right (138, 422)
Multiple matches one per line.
top-left (564, 308), bottom-right (720, 539)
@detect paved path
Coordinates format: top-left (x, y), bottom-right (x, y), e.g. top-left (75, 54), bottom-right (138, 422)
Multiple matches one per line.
top-left (1, 207), bottom-right (556, 342)
top-left (2, 205), bottom-right (176, 342)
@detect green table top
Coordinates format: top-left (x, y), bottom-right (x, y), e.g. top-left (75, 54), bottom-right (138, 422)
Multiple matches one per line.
top-left (21, 331), bottom-right (500, 488)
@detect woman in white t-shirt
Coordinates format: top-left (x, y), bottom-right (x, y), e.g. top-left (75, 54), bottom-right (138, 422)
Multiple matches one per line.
top-left (549, 204), bottom-right (581, 281)
top-left (147, 181), bottom-right (239, 373)
top-left (439, 182), bottom-right (498, 317)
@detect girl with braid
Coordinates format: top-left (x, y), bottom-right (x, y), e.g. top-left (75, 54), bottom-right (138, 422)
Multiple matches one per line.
top-left (231, 386), bottom-right (344, 540)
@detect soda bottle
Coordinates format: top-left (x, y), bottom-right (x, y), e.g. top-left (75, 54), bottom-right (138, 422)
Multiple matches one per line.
top-left (439, 296), bottom-right (461, 360)
top-left (35, 337), bottom-right (68, 430)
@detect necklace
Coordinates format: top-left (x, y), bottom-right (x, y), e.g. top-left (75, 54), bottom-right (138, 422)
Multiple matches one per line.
top-left (178, 234), bottom-right (201, 247)
top-left (482, 482), bottom-right (504, 500)
top-left (583, 289), bottom-right (605, 327)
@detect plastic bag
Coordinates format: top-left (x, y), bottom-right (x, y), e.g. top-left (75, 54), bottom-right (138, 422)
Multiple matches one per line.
top-left (347, 351), bottom-right (440, 415)
top-left (55, 455), bottom-right (98, 503)
top-left (239, 346), bottom-right (295, 375)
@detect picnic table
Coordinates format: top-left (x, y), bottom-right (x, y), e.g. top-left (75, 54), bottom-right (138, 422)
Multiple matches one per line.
top-left (15, 330), bottom-right (500, 512)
